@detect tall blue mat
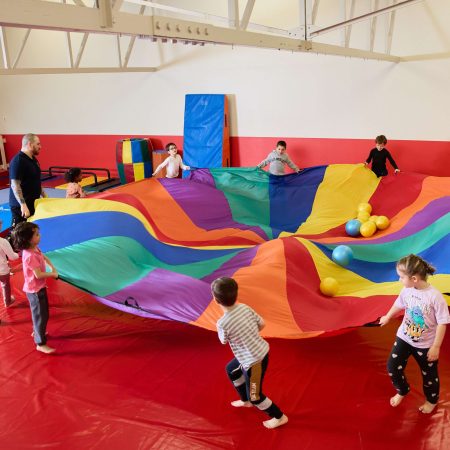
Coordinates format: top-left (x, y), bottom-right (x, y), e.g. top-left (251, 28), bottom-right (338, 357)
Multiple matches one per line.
top-left (183, 94), bottom-right (230, 177)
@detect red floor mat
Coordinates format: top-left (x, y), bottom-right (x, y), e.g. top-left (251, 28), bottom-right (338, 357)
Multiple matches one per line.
top-left (1, 278), bottom-right (449, 450)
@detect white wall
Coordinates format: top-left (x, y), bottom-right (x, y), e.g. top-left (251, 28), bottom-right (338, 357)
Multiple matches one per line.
top-left (1, 0), bottom-right (450, 141)
top-left (1, 42), bottom-right (449, 140)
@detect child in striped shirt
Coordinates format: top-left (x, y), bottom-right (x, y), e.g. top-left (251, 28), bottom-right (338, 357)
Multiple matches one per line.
top-left (212, 277), bottom-right (288, 429)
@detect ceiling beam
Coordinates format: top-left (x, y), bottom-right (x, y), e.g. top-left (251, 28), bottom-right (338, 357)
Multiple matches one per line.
top-left (228, 0), bottom-right (239, 29)
top-left (0, 26), bottom-right (11, 68)
top-left (240, 0), bottom-right (256, 31)
top-left (369, 0), bottom-right (380, 52)
top-left (98, 0), bottom-right (113, 29)
top-left (344, 0), bottom-right (356, 48)
top-left (0, 0), bottom-right (400, 62)
top-left (123, 3), bottom-right (147, 67)
top-left (309, 0), bottom-right (423, 38)
top-left (311, 0), bottom-right (320, 24)
top-left (12, 28), bottom-right (31, 68)
top-left (385, 1), bottom-right (397, 55)
top-left (0, 67), bottom-right (157, 75)
top-left (0, 0), bottom-right (154, 35)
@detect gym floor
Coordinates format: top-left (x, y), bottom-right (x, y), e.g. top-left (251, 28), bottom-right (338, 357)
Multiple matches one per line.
top-left (1, 274), bottom-right (449, 449)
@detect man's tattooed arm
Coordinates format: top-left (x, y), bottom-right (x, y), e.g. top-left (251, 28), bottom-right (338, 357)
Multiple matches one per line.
top-left (11, 179), bottom-right (31, 218)
top-left (11, 179), bottom-right (25, 205)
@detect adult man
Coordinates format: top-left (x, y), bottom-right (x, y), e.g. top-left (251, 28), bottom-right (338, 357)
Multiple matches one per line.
top-left (9, 133), bottom-right (47, 227)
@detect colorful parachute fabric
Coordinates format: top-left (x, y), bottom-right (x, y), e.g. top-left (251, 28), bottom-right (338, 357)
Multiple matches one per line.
top-left (32, 164), bottom-right (450, 338)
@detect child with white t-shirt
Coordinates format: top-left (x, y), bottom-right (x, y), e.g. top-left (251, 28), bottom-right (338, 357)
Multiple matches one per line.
top-left (379, 254), bottom-right (450, 414)
top-left (152, 143), bottom-right (190, 178)
top-left (0, 219), bottom-right (20, 308)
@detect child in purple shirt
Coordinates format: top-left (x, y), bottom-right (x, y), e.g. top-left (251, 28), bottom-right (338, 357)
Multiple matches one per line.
top-left (379, 254), bottom-right (450, 414)
top-left (12, 222), bottom-right (59, 354)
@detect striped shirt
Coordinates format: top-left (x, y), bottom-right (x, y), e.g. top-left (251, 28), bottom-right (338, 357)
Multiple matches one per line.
top-left (217, 303), bottom-right (269, 370)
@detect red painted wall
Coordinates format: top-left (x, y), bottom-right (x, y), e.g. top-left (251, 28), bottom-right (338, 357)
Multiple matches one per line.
top-left (3, 134), bottom-right (449, 177)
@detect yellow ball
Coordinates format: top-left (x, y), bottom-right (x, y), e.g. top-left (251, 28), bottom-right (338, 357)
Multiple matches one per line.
top-left (357, 203), bottom-right (372, 214)
top-left (369, 215), bottom-right (379, 223)
top-left (360, 220), bottom-right (377, 237)
top-left (320, 277), bottom-right (339, 296)
top-left (375, 215), bottom-right (390, 230)
top-left (357, 211), bottom-right (370, 223)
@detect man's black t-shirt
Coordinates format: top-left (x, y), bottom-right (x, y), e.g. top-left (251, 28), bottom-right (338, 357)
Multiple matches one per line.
top-left (9, 151), bottom-right (42, 211)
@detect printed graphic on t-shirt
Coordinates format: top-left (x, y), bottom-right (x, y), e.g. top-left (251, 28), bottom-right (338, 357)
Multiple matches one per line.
top-left (403, 300), bottom-right (430, 342)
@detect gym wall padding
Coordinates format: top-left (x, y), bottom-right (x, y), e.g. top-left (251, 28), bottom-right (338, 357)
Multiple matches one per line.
top-left (182, 94), bottom-right (230, 177)
top-left (4, 134), bottom-right (450, 178)
top-left (152, 150), bottom-right (167, 179)
top-left (116, 138), bottom-right (153, 184)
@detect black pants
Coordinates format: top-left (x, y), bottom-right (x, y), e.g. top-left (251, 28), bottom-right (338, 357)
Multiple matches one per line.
top-left (226, 353), bottom-right (283, 419)
top-left (26, 288), bottom-right (49, 346)
top-left (387, 336), bottom-right (440, 404)
top-left (372, 168), bottom-right (387, 177)
top-left (10, 204), bottom-right (35, 228)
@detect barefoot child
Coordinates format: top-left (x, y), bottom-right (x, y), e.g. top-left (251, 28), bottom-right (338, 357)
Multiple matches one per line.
top-left (12, 222), bottom-right (59, 354)
top-left (379, 254), bottom-right (450, 413)
top-left (212, 277), bottom-right (288, 429)
top-left (0, 219), bottom-right (20, 307)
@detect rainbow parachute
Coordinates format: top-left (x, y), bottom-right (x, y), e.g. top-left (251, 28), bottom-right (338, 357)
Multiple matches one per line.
top-left (33, 164), bottom-right (450, 338)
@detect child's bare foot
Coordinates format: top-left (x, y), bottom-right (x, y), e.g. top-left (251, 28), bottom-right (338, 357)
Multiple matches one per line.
top-left (390, 394), bottom-right (404, 407)
top-left (263, 414), bottom-right (288, 429)
top-left (419, 401), bottom-right (437, 414)
top-left (36, 344), bottom-right (56, 354)
top-left (230, 400), bottom-right (252, 408)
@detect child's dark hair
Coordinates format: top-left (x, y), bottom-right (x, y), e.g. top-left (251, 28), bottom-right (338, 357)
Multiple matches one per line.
top-left (65, 167), bottom-right (82, 183)
top-left (276, 140), bottom-right (287, 148)
top-left (375, 135), bottom-right (387, 145)
top-left (397, 254), bottom-right (436, 280)
top-left (211, 277), bottom-right (238, 307)
top-left (12, 222), bottom-right (39, 250)
top-left (165, 142), bottom-right (177, 152)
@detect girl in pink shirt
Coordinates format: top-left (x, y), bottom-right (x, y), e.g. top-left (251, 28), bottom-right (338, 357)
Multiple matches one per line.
top-left (12, 222), bottom-right (59, 354)
top-left (379, 254), bottom-right (450, 414)
top-left (65, 167), bottom-right (86, 199)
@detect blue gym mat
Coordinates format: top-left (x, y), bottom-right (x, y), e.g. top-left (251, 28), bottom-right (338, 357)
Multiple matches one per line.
top-left (0, 188), bottom-right (66, 231)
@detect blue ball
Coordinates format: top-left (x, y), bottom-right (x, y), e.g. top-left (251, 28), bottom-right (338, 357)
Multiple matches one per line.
top-left (345, 219), bottom-right (361, 237)
top-left (332, 245), bottom-right (354, 267)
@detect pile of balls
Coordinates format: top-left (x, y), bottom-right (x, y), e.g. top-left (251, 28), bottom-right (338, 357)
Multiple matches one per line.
top-left (320, 203), bottom-right (391, 296)
top-left (345, 202), bottom-right (390, 238)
